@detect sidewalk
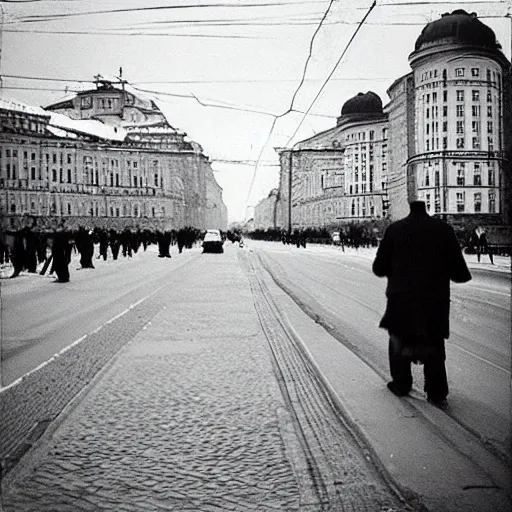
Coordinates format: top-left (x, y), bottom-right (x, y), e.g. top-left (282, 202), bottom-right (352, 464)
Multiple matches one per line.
top-left (307, 242), bottom-right (511, 274)
top-left (1, 247), bottom-right (403, 512)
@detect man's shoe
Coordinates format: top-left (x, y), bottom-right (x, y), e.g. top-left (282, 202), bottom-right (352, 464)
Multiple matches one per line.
top-left (427, 397), bottom-right (448, 409)
top-left (387, 382), bottom-right (410, 397)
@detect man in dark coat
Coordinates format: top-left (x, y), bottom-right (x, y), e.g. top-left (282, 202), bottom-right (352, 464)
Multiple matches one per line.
top-left (372, 201), bottom-right (471, 407)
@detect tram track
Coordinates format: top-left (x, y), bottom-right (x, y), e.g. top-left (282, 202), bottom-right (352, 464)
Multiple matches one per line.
top-left (248, 246), bottom-right (512, 490)
top-left (240, 250), bottom-right (412, 511)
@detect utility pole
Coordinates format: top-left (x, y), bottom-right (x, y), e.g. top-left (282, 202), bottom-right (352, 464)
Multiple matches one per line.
top-left (288, 150), bottom-right (293, 235)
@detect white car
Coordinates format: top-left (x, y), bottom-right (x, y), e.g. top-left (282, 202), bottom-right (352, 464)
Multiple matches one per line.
top-left (202, 229), bottom-right (224, 253)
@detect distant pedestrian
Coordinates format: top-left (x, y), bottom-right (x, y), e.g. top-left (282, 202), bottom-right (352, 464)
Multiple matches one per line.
top-left (372, 201), bottom-right (471, 407)
top-left (50, 223), bottom-right (72, 283)
top-left (472, 227), bottom-right (494, 265)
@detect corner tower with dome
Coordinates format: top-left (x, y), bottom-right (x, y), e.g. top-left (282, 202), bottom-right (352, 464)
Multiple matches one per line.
top-left (272, 91), bottom-right (389, 231)
top-left (389, 9), bottom-right (510, 225)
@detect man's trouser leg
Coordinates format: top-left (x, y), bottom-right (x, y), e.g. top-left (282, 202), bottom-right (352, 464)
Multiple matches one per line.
top-left (423, 340), bottom-right (448, 401)
top-left (388, 334), bottom-right (413, 393)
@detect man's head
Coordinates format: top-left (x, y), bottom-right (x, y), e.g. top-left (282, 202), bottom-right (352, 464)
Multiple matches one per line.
top-left (409, 200), bottom-right (427, 214)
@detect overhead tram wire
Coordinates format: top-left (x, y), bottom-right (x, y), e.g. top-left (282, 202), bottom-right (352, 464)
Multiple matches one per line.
top-left (1, 73), bottom-right (394, 84)
top-left (285, 0), bottom-right (377, 148)
top-left (243, 0), bottom-right (337, 209)
top-left (9, 1), bottom-right (322, 23)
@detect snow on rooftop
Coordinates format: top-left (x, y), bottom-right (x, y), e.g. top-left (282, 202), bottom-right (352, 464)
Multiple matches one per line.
top-left (48, 111), bottom-right (127, 142)
top-left (46, 125), bottom-right (78, 139)
top-left (0, 97), bottom-right (48, 117)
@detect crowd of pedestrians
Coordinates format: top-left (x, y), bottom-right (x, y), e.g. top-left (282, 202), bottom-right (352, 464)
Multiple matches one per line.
top-left (0, 219), bottom-right (203, 283)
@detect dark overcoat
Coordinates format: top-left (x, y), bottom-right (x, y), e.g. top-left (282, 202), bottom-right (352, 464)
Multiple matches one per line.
top-left (372, 209), bottom-right (471, 340)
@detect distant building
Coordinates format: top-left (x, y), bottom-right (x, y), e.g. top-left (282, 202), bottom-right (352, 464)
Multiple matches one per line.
top-left (253, 188), bottom-right (279, 230)
top-left (275, 91), bottom-right (388, 231)
top-left (271, 10), bottom-right (510, 232)
top-left (0, 77), bottom-right (227, 231)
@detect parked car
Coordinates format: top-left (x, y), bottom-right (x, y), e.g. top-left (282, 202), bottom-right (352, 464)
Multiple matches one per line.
top-left (202, 229), bottom-right (224, 253)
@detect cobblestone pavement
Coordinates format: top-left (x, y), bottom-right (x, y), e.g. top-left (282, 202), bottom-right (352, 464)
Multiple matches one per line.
top-left (1, 247), bottom-right (405, 511)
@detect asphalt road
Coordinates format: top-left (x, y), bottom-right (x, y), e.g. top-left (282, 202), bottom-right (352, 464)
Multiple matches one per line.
top-left (1, 246), bottom-right (201, 386)
top-left (249, 240), bottom-right (511, 464)
top-left (2, 239), bottom-right (510, 465)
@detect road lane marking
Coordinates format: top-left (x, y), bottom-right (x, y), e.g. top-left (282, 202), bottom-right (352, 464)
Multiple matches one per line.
top-left (451, 343), bottom-right (510, 374)
top-left (0, 283), bottom-right (164, 393)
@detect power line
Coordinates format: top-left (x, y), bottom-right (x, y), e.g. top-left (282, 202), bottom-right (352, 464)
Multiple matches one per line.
top-left (10, 1), bottom-right (322, 23)
top-left (244, 0), bottom-right (337, 208)
top-left (3, 28), bottom-right (267, 39)
top-left (1, 73), bottom-right (393, 84)
top-left (285, 0), bottom-right (377, 147)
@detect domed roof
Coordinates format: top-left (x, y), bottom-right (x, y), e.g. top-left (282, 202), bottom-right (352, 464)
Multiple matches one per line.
top-left (340, 91), bottom-right (383, 117)
top-left (414, 10), bottom-right (501, 52)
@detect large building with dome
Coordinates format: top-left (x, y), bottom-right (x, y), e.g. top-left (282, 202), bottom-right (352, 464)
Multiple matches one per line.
top-left (258, 10), bottom-right (510, 234)
top-left (0, 76), bottom-right (228, 232)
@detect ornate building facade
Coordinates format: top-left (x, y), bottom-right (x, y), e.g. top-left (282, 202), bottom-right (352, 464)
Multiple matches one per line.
top-left (257, 10), bottom-right (510, 233)
top-left (1, 78), bottom-right (227, 232)
top-left (406, 10), bottom-right (509, 226)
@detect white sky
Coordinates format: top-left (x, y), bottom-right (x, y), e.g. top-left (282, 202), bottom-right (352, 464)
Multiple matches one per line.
top-left (1, 0), bottom-right (510, 223)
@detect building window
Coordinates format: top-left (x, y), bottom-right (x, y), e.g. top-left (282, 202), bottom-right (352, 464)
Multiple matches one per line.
top-left (426, 124), bottom-right (430, 135)
top-left (456, 90), bottom-right (464, 101)
top-left (382, 128), bottom-right (388, 139)
top-left (67, 203), bottom-right (72, 215)
top-left (472, 137), bottom-right (480, 149)
top-left (455, 68), bottom-right (465, 77)
top-left (154, 173), bottom-right (159, 187)
top-left (489, 191), bottom-right (496, 213)
top-left (487, 121), bottom-right (493, 134)
top-left (472, 90), bottom-right (480, 102)
top-left (67, 154), bottom-right (72, 164)
top-left (487, 90), bottom-right (492, 102)
top-left (52, 169), bottom-right (57, 182)
top-left (67, 169), bottom-right (72, 183)
top-left (115, 173), bottom-right (119, 186)
top-left (456, 120), bottom-right (464, 134)
top-left (471, 68), bottom-right (480, 77)
top-left (442, 121), bottom-right (447, 132)
top-left (443, 90), bottom-right (448, 102)
top-left (426, 193), bottom-right (431, 211)
top-left (473, 163), bottom-right (481, 185)
top-left (31, 167), bottom-right (36, 180)
top-left (488, 137), bottom-right (494, 151)
top-left (474, 193), bottom-right (481, 212)
top-left (133, 176), bottom-right (138, 187)
top-left (472, 105), bottom-right (480, 117)
top-left (432, 92), bottom-right (437, 102)
top-left (488, 167), bottom-right (495, 186)
top-left (442, 105), bottom-right (448, 117)
top-left (442, 137), bottom-right (447, 149)
top-left (487, 106), bottom-right (492, 117)
top-left (426, 93), bottom-right (430, 104)
top-left (426, 108), bottom-right (430, 119)
top-left (472, 121), bottom-right (480, 134)
top-left (456, 192), bottom-right (465, 212)
top-left (31, 152), bottom-right (36, 161)
top-left (426, 140), bottom-right (430, 151)
top-left (369, 130), bottom-right (374, 140)
top-left (457, 165), bottom-right (465, 186)
top-left (456, 105), bottom-right (464, 117)
top-left (424, 167), bottom-right (430, 186)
